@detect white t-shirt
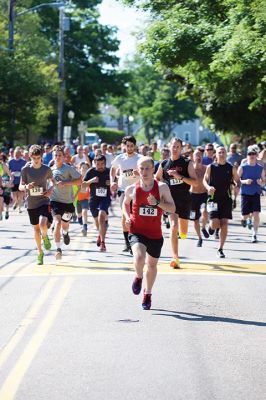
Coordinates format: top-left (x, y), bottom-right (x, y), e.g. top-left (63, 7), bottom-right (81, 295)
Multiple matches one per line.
top-left (104, 153), bottom-right (114, 169)
top-left (72, 154), bottom-right (87, 166)
top-left (112, 153), bottom-right (142, 190)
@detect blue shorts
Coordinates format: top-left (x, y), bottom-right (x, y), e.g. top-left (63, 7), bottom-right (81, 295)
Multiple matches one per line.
top-left (241, 193), bottom-right (261, 215)
top-left (89, 196), bottom-right (111, 218)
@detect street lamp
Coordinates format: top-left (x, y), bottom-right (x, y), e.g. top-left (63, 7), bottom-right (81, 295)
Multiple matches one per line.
top-left (8, 2), bottom-right (65, 51)
top-left (127, 115), bottom-right (134, 135)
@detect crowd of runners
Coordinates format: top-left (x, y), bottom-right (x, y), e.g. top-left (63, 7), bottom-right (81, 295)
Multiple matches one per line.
top-left (0, 137), bottom-right (265, 309)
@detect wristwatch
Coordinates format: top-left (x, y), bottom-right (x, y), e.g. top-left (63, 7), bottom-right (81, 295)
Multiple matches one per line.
top-left (155, 199), bottom-right (160, 206)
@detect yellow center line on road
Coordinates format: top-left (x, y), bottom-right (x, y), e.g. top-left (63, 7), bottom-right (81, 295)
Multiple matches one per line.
top-left (0, 278), bottom-right (57, 370)
top-left (0, 277), bottom-right (73, 400)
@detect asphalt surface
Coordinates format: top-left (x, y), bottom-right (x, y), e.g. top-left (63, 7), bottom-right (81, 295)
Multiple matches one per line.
top-left (0, 197), bottom-right (266, 400)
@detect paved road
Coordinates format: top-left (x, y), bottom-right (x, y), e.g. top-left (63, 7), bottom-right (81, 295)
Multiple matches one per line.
top-left (0, 199), bottom-right (266, 399)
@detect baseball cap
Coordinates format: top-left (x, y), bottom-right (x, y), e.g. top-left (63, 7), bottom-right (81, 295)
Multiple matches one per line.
top-left (247, 145), bottom-right (259, 154)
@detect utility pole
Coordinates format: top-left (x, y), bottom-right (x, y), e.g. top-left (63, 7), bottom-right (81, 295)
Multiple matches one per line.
top-left (8, 0), bottom-right (17, 146)
top-left (8, 0), bottom-right (17, 51)
top-left (57, 4), bottom-right (65, 143)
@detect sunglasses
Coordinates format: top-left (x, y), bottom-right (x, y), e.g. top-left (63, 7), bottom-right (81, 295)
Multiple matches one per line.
top-left (206, 148), bottom-right (213, 151)
top-left (247, 152), bottom-right (256, 156)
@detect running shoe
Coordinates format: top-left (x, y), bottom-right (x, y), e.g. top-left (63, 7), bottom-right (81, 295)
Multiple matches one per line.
top-left (241, 219), bottom-right (247, 228)
top-left (37, 251), bottom-right (44, 265)
top-left (142, 290), bottom-right (152, 310)
top-left (170, 258), bottom-right (180, 269)
top-left (251, 234), bottom-right (258, 243)
top-left (43, 235), bottom-right (51, 250)
top-left (201, 228), bottom-right (209, 239)
top-left (123, 244), bottom-right (132, 253)
top-left (247, 218), bottom-right (253, 230)
top-left (215, 229), bottom-right (220, 240)
top-left (197, 238), bottom-right (203, 247)
top-left (96, 235), bottom-right (101, 247)
top-left (132, 276), bottom-right (143, 295)
top-left (55, 248), bottom-right (62, 260)
top-left (63, 232), bottom-right (70, 245)
top-left (5, 211), bottom-right (9, 220)
top-left (13, 203), bottom-right (17, 210)
top-left (0, 213), bottom-right (2, 221)
top-left (232, 199), bottom-right (237, 209)
top-left (217, 248), bottom-right (225, 258)
top-left (100, 241), bottom-right (106, 252)
top-left (208, 227), bottom-right (215, 235)
top-left (82, 225), bottom-right (87, 237)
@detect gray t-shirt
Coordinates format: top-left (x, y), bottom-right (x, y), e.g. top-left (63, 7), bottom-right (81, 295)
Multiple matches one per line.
top-left (50, 163), bottom-right (81, 204)
top-left (227, 153), bottom-right (243, 167)
top-left (21, 164), bottom-right (53, 209)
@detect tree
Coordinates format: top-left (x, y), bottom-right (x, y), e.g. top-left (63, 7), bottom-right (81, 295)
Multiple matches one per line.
top-left (0, 11), bottom-right (58, 144)
top-left (0, 1), bottom-right (126, 142)
top-left (123, 0), bottom-right (266, 138)
top-left (24, 0), bottom-right (126, 137)
top-left (110, 56), bottom-right (196, 142)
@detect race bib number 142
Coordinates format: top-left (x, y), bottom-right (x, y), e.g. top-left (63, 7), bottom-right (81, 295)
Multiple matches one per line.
top-left (139, 206), bottom-right (158, 216)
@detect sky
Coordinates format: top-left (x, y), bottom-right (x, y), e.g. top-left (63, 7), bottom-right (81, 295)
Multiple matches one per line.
top-left (98, 0), bottom-right (146, 61)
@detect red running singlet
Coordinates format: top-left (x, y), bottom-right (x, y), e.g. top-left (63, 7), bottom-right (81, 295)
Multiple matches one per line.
top-left (130, 180), bottom-right (163, 239)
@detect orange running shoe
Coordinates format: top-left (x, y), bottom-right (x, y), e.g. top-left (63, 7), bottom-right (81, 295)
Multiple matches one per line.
top-left (170, 258), bottom-right (180, 269)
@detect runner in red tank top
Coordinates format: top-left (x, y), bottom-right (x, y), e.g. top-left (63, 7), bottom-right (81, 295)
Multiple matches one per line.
top-left (123, 157), bottom-right (175, 310)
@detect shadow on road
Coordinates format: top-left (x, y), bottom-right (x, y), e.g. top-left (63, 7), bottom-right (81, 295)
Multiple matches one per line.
top-left (152, 309), bottom-right (266, 327)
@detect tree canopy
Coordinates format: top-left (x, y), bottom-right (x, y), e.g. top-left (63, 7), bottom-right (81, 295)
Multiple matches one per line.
top-left (110, 56), bottom-right (196, 142)
top-left (123, 0), bottom-right (266, 139)
top-left (0, 0), bottom-right (125, 143)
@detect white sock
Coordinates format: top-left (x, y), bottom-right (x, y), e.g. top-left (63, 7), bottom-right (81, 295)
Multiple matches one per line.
top-left (55, 242), bottom-right (61, 249)
top-left (63, 230), bottom-right (68, 235)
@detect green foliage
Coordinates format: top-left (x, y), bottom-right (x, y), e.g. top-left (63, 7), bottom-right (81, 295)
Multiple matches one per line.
top-left (110, 55), bottom-right (196, 142)
top-left (87, 127), bottom-right (125, 143)
top-left (0, 0), bottom-right (125, 143)
top-left (125, 0), bottom-right (266, 138)
top-left (0, 39), bottom-right (58, 143)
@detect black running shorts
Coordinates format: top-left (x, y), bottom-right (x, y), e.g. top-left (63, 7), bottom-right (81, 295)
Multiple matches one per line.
top-left (27, 204), bottom-right (50, 226)
top-left (50, 201), bottom-right (75, 221)
top-left (209, 197), bottom-right (233, 220)
top-left (241, 193), bottom-right (261, 215)
top-left (190, 192), bottom-right (208, 220)
top-left (129, 233), bottom-right (164, 259)
top-left (172, 194), bottom-right (191, 219)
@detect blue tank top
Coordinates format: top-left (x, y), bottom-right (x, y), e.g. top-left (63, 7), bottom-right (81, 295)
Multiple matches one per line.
top-left (240, 163), bottom-right (263, 195)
